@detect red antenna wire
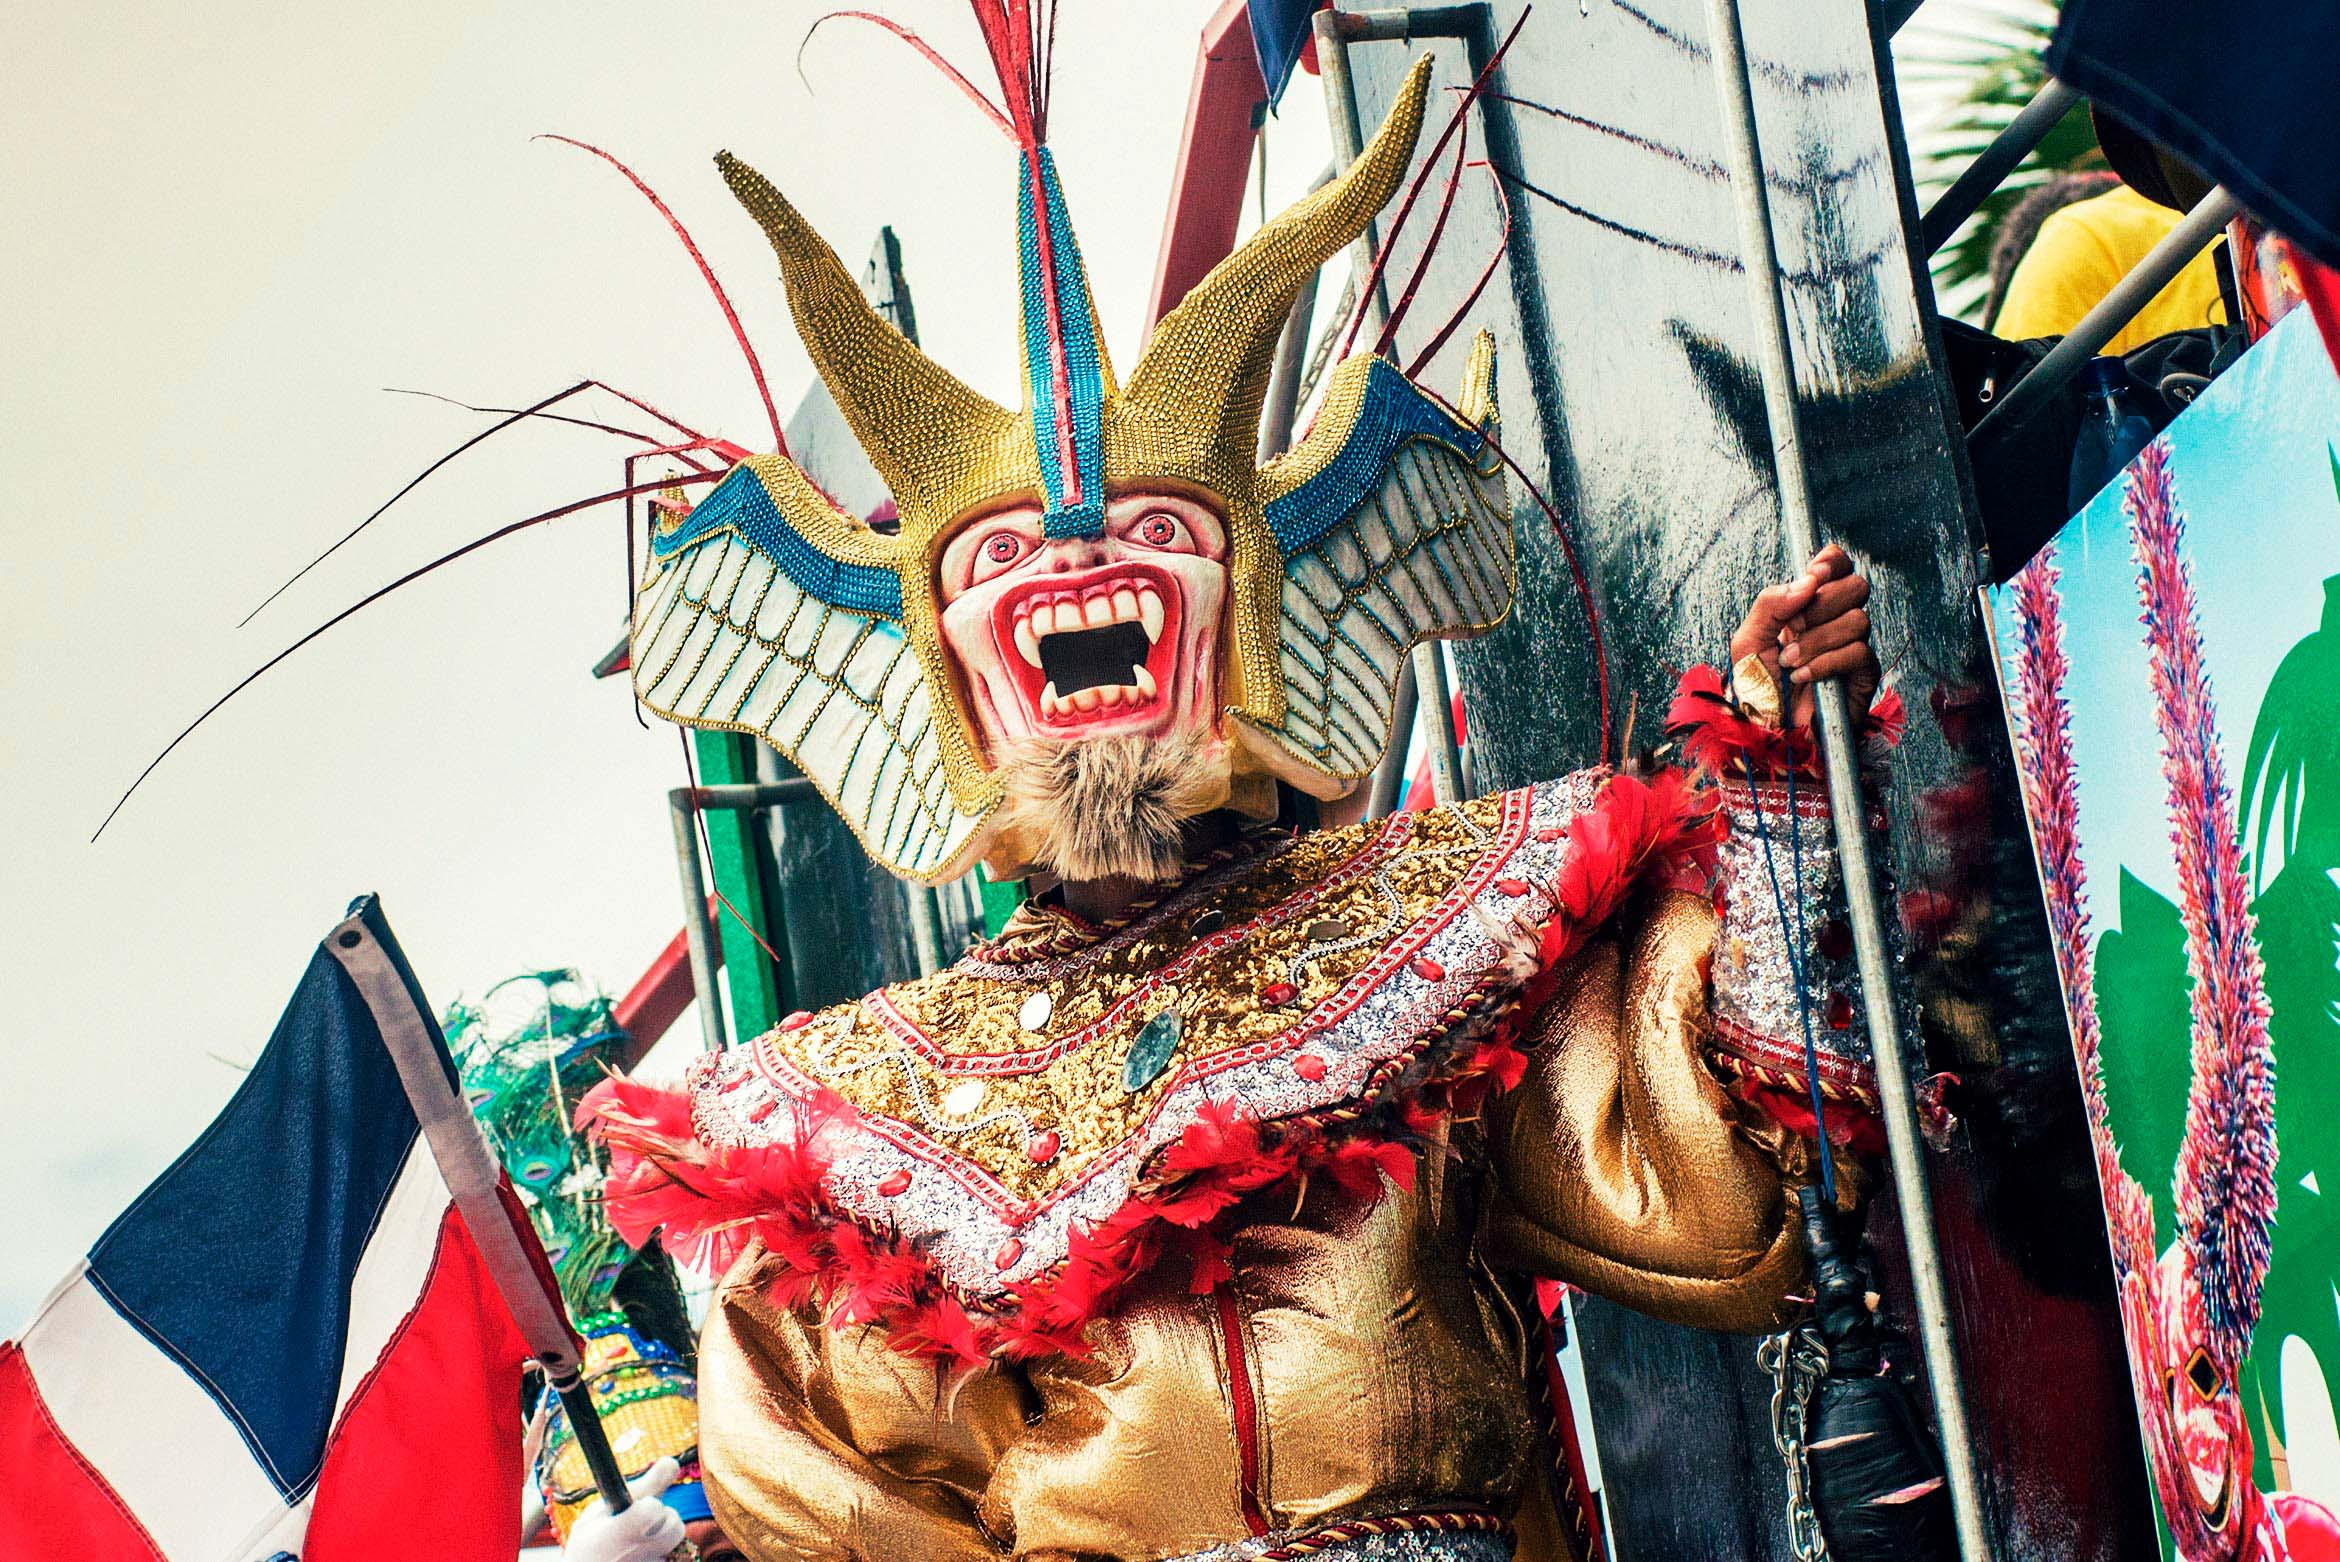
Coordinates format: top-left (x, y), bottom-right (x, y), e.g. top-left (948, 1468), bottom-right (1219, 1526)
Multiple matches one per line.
top-left (538, 136), bottom-right (787, 454)
top-left (1336, 7), bottom-right (1530, 361)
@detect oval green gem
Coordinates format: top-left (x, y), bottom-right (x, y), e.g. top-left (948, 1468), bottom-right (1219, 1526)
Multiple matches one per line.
top-left (1123, 1009), bottom-right (1183, 1093)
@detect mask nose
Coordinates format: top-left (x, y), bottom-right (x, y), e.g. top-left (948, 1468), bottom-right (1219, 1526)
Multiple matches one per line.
top-left (1034, 536), bottom-right (1112, 574)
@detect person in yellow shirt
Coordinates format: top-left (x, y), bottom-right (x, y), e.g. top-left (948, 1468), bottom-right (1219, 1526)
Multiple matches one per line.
top-left (1995, 181), bottom-right (2226, 350)
top-left (1993, 110), bottom-right (2229, 353)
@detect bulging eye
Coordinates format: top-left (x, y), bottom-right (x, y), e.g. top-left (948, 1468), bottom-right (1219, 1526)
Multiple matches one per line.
top-left (1135, 512), bottom-right (1184, 548)
top-left (964, 527), bottom-right (1036, 586)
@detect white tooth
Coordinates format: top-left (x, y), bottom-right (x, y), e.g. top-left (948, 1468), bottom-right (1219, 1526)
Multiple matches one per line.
top-left (1133, 665), bottom-right (1157, 699)
top-left (1112, 588), bottom-right (1140, 624)
top-left (1100, 684), bottom-right (1125, 708)
top-left (1137, 588), bottom-right (1165, 643)
top-left (1083, 595), bottom-right (1113, 629)
top-left (1052, 599), bottom-right (1083, 635)
top-left (1071, 687), bottom-right (1102, 711)
top-left (1041, 681), bottom-right (1060, 717)
top-left (1014, 615), bottom-right (1042, 666)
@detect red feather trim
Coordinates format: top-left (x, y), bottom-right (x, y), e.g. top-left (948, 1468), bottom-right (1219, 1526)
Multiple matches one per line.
top-left (584, 767), bottom-right (1714, 1365)
top-left (1666, 664), bottom-right (1902, 780)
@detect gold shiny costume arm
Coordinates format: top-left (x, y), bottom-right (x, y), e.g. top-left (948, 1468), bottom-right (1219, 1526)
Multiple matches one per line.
top-left (697, 1249), bottom-right (1021, 1561)
top-left (1478, 887), bottom-right (1812, 1335)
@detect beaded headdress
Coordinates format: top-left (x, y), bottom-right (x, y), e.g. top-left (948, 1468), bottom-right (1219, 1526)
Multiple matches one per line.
top-left (631, 20), bottom-right (1512, 883)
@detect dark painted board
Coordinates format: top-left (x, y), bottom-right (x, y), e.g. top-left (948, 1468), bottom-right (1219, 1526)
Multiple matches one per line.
top-left (1341, 3), bottom-right (2155, 1556)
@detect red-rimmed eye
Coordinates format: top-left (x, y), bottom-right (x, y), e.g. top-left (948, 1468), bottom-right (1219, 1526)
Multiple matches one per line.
top-left (1136, 512), bottom-right (1182, 547)
top-left (984, 533), bottom-right (1025, 564)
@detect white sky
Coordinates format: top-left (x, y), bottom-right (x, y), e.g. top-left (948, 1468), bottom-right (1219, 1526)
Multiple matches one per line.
top-left (0, 0), bottom-right (1336, 1326)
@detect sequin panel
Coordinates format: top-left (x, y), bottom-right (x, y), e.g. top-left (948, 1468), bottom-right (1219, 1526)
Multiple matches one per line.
top-left (1173, 1522), bottom-right (1514, 1562)
top-left (685, 774), bottom-right (1608, 1303)
top-left (1708, 778), bottom-right (1875, 1096)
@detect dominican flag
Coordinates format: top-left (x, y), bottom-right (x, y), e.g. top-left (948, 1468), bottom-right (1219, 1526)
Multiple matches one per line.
top-left (0, 897), bottom-right (569, 1561)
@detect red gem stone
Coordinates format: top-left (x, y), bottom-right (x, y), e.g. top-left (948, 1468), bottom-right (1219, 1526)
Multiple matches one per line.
top-left (778, 1009), bottom-right (814, 1031)
top-left (1410, 956), bottom-right (1446, 982)
top-left (1293, 1053), bottom-right (1328, 1082)
top-left (877, 1169), bottom-right (913, 1197)
top-left (1826, 992), bottom-right (1855, 1030)
top-left (1535, 826), bottom-right (1565, 843)
top-left (994, 1238), bottom-right (1023, 1270)
top-left (1262, 981), bottom-right (1299, 1006)
top-left (1025, 1131), bottom-right (1061, 1164)
top-left (1817, 919), bottom-right (1854, 962)
top-left (1495, 878), bottom-right (1532, 897)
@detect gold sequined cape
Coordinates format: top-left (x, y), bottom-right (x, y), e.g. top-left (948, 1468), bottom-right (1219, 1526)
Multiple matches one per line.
top-left (590, 762), bottom-right (1863, 1561)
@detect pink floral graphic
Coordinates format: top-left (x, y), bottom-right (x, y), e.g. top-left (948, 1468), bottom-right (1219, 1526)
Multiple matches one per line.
top-left (2002, 446), bottom-right (2335, 1558)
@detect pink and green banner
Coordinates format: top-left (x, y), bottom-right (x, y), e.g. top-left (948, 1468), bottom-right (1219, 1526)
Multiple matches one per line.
top-left (1987, 308), bottom-right (2340, 1557)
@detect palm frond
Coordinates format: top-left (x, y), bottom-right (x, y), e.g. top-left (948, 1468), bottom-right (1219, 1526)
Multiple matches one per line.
top-left (1894, 0), bottom-right (2105, 323)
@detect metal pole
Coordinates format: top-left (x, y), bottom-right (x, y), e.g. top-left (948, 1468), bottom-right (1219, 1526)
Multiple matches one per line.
top-left (1367, 655), bottom-right (1421, 818)
top-left (1260, 268), bottom-right (1322, 460)
top-left (1970, 185), bottom-right (2241, 448)
top-left (1313, 7), bottom-right (1470, 804)
top-left (668, 789), bottom-right (730, 1053)
top-left (908, 887), bottom-right (947, 977)
top-left (1701, 1), bottom-right (1992, 1555)
top-left (1259, 165), bottom-right (1333, 463)
top-left (1336, 4), bottom-right (1488, 42)
top-left (1918, 78), bottom-right (2083, 256)
top-left (1313, 9), bottom-right (1397, 331)
top-left (674, 779), bottom-right (817, 811)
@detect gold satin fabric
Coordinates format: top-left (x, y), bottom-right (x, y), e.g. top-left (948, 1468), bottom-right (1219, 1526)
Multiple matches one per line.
top-left (700, 888), bottom-right (1806, 1561)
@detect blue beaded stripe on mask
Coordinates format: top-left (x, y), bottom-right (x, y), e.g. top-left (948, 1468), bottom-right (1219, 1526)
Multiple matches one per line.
top-left (1262, 359), bottom-right (1487, 555)
top-left (650, 463), bottom-right (904, 619)
top-left (1017, 148), bottom-right (1108, 539)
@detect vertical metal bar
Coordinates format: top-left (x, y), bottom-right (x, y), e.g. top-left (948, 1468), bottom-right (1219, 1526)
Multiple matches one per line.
top-left (1313, 9), bottom-right (1469, 804)
top-left (1367, 655), bottom-right (1421, 818)
top-left (908, 886), bottom-right (947, 977)
top-left (1313, 10), bottom-right (1395, 333)
top-left (1701, 1), bottom-right (1991, 1556)
top-left (669, 789), bottom-right (730, 1053)
top-left (1259, 166), bottom-right (1335, 463)
top-left (1918, 78), bottom-right (2082, 256)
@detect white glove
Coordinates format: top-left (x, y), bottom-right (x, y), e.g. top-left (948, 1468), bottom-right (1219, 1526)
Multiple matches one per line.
top-left (564, 1457), bottom-right (688, 1562)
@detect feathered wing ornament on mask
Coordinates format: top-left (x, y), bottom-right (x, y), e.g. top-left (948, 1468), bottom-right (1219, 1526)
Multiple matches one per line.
top-left (630, 35), bottom-right (1511, 880)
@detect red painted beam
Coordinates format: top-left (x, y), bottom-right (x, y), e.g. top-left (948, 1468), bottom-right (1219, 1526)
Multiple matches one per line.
top-left (613, 910), bottom-right (719, 1068)
top-left (1145, 0), bottom-right (1269, 332)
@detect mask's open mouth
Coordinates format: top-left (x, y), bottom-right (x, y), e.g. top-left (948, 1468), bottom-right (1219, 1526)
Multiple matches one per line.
top-left (991, 563), bottom-right (1184, 729)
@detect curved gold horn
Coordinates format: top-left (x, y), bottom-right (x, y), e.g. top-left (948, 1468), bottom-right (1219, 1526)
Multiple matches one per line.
top-left (717, 151), bottom-right (1017, 524)
top-left (1116, 53), bottom-right (1434, 469)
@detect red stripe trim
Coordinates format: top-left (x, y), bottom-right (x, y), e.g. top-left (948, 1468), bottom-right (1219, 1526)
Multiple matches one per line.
top-left (1213, 1283), bottom-right (1270, 1537)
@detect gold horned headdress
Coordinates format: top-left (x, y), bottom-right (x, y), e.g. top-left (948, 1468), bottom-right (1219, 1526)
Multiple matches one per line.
top-left (631, 29), bottom-right (1511, 883)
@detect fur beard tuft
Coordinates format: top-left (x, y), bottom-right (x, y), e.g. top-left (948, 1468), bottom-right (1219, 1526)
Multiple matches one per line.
top-left (991, 733), bottom-right (1227, 884)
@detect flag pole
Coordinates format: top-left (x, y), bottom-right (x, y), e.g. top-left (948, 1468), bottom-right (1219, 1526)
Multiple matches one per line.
top-left (324, 897), bottom-right (636, 1516)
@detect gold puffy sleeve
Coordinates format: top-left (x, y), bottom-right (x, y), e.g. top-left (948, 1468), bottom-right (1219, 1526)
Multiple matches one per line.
top-left (696, 1248), bottom-right (1022, 1561)
top-left (1478, 886), bottom-right (1816, 1335)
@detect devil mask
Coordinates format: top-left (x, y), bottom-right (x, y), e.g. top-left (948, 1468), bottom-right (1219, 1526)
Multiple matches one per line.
top-left (630, 54), bottom-right (1513, 883)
